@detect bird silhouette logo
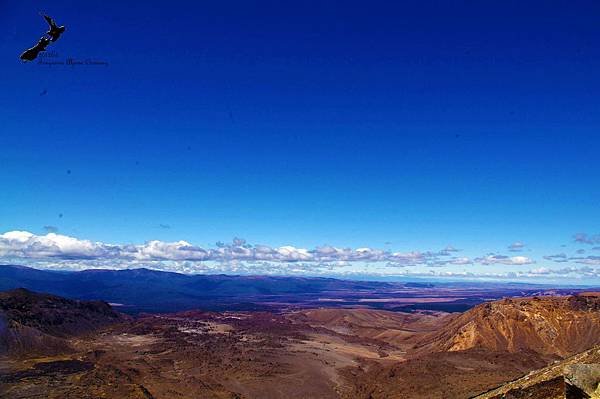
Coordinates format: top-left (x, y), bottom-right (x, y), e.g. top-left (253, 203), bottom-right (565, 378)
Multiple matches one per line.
top-left (20, 13), bottom-right (66, 62)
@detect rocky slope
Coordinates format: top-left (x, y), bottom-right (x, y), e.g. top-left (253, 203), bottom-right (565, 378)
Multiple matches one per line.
top-left (341, 349), bottom-right (549, 399)
top-left (3, 289), bottom-right (600, 399)
top-left (0, 288), bottom-right (125, 357)
top-left (473, 345), bottom-right (600, 399)
top-left (418, 293), bottom-right (600, 358)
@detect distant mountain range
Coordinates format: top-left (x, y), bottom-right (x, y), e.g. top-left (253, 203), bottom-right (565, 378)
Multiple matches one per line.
top-left (0, 265), bottom-right (590, 314)
top-left (0, 265), bottom-right (403, 313)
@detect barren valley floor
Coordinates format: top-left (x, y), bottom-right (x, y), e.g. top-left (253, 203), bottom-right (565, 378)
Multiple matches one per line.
top-left (3, 289), bottom-right (600, 398)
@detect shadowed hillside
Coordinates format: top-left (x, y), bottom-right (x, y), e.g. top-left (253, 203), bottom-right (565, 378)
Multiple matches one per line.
top-left (0, 288), bottom-right (125, 357)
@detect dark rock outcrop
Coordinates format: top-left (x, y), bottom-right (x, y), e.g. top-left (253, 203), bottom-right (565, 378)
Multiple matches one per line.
top-left (0, 288), bottom-right (125, 357)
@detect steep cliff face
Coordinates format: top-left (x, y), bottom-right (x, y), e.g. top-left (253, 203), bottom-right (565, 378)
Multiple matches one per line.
top-left (0, 288), bottom-right (125, 357)
top-left (419, 293), bottom-right (600, 357)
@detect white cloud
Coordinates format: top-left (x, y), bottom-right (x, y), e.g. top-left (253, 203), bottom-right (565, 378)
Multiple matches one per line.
top-left (474, 254), bottom-right (535, 265)
top-left (0, 231), bottom-right (539, 269)
top-left (0, 231), bottom-right (414, 264)
top-left (276, 246), bottom-right (312, 261)
top-left (508, 241), bottom-right (525, 251)
top-left (2, 231), bottom-right (598, 280)
top-left (134, 240), bottom-right (210, 261)
top-left (449, 256), bottom-right (472, 265)
top-left (0, 231), bottom-right (118, 259)
top-left (509, 256), bottom-right (534, 265)
top-left (572, 256), bottom-right (600, 266)
top-left (443, 245), bottom-right (459, 252)
top-left (574, 233), bottom-right (600, 245)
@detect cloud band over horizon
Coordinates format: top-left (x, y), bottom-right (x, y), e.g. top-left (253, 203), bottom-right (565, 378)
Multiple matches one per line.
top-left (0, 230), bottom-right (530, 265)
top-left (1, 230), bottom-right (600, 281)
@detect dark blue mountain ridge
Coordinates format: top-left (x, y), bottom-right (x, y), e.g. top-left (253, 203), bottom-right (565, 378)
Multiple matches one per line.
top-left (0, 265), bottom-right (588, 314)
top-left (0, 265), bottom-right (401, 313)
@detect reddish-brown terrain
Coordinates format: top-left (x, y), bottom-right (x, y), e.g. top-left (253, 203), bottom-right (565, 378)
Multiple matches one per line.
top-left (417, 293), bottom-right (600, 357)
top-left (289, 307), bottom-right (449, 348)
top-left (2, 290), bottom-right (600, 399)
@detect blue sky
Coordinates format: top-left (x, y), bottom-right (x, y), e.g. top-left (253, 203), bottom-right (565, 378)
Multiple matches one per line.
top-left (1, 1), bottom-right (600, 281)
